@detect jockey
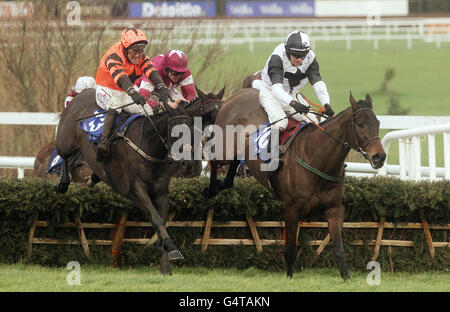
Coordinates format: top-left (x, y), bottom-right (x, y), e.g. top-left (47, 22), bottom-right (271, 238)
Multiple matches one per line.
top-left (64, 76), bottom-right (96, 109)
top-left (259, 31), bottom-right (335, 132)
top-left (135, 49), bottom-right (196, 108)
top-left (95, 27), bottom-right (170, 161)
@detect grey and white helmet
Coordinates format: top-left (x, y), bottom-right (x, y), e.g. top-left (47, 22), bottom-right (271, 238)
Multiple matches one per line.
top-left (284, 31), bottom-right (311, 58)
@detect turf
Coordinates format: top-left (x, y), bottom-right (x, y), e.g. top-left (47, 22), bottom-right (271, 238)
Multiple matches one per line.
top-left (1, 263), bottom-right (448, 292)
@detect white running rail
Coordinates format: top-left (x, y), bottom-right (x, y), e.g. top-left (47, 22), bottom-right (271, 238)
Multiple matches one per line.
top-left (378, 124), bottom-right (450, 180)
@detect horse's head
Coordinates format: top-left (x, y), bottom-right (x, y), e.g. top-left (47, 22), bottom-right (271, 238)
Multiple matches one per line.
top-left (193, 86), bottom-right (225, 126)
top-left (349, 92), bottom-right (386, 169)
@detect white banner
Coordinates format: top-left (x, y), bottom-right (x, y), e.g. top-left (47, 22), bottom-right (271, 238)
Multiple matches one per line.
top-left (315, 0), bottom-right (408, 17)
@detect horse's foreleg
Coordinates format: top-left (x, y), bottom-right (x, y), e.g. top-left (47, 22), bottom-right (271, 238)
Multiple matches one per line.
top-left (326, 207), bottom-right (350, 280)
top-left (131, 182), bottom-right (183, 261)
top-left (203, 160), bottom-right (219, 198)
top-left (153, 192), bottom-right (172, 275)
top-left (55, 158), bottom-right (71, 193)
top-left (221, 159), bottom-right (240, 190)
top-left (284, 204), bottom-right (299, 278)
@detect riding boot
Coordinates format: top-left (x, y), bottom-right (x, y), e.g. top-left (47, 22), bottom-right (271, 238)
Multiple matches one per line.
top-left (96, 110), bottom-right (117, 161)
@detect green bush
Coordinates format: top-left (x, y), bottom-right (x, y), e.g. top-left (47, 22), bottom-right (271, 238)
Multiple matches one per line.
top-left (0, 176), bottom-right (448, 272)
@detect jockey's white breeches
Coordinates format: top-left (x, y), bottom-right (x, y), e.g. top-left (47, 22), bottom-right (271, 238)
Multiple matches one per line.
top-left (258, 85), bottom-right (318, 131)
top-left (95, 85), bottom-right (153, 115)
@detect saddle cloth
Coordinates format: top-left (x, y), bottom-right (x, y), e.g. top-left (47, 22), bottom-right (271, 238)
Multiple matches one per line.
top-left (250, 119), bottom-right (307, 163)
top-left (79, 110), bottom-right (141, 143)
top-left (46, 148), bottom-right (62, 175)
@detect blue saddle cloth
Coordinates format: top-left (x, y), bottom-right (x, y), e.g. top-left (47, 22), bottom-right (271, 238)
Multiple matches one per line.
top-left (46, 148), bottom-right (62, 175)
top-left (79, 110), bottom-right (141, 143)
top-left (250, 122), bottom-right (273, 163)
top-left (249, 121), bottom-right (308, 163)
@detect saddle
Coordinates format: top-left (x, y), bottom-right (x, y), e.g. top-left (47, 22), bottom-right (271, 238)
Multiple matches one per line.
top-left (79, 110), bottom-right (141, 143)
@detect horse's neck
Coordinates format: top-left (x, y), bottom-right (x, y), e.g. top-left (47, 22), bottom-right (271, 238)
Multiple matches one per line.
top-left (138, 115), bottom-right (169, 155)
top-left (302, 108), bottom-right (353, 174)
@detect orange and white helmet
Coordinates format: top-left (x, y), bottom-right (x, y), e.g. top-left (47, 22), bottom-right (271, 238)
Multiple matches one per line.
top-left (120, 27), bottom-right (148, 49)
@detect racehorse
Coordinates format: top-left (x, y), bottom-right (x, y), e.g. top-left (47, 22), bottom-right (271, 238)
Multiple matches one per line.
top-left (33, 140), bottom-right (92, 183)
top-left (55, 86), bottom-right (224, 274)
top-left (204, 88), bottom-right (386, 280)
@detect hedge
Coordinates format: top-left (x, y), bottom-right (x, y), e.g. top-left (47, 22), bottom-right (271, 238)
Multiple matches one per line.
top-left (0, 176), bottom-right (448, 272)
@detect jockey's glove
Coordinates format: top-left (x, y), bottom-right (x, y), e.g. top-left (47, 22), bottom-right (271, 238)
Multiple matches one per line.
top-left (156, 84), bottom-right (172, 104)
top-left (289, 100), bottom-right (310, 115)
top-left (127, 88), bottom-right (146, 106)
top-left (324, 104), bottom-right (335, 118)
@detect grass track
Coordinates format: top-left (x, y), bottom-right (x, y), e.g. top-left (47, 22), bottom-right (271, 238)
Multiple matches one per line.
top-left (1, 264), bottom-right (448, 292)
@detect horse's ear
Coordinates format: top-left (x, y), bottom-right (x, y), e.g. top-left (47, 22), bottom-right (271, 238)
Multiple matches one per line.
top-left (349, 91), bottom-right (358, 109)
top-left (216, 86), bottom-right (226, 100)
top-left (365, 94), bottom-right (372, 107)
top-left (195, 85), bottom-right (207, 100)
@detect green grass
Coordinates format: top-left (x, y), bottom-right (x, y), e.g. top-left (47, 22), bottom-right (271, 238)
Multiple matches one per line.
top-left (1, 263), bottom-right (448, 292)
top-left (196, 38), bottom-right (450, 116)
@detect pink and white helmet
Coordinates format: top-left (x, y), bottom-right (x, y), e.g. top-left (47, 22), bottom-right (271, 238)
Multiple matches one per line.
top-left (165, 50), bottom-right (188, 73)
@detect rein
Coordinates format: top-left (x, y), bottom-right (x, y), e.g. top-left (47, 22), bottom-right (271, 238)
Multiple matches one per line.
top-left (294, 107), bottom-right (380, 183)
top-left (314, 107), bottom-right (380, 159)
top-left (121, 112), bottom-right (193, 164)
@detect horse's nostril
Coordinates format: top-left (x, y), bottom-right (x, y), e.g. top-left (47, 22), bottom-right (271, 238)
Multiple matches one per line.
top-left (372, 153), bottom-right (386, 164)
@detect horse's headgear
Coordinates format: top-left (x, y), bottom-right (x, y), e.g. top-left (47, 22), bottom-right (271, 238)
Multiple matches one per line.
top-left (285, 31), bottom-right (311, 58)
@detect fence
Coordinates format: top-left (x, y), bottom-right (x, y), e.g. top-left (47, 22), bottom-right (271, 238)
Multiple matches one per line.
top-left (27, 209), bottom-right (450, 267)
top-left (2, 112), bottom-right (450, 180)
top-left (2, 17), bottom-right (450, 51)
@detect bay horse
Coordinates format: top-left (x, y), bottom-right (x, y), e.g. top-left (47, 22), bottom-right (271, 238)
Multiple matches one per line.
top-left (55, 86), bottom-right (224, 275)
top-left (204, 88), bottom-right (386, 280)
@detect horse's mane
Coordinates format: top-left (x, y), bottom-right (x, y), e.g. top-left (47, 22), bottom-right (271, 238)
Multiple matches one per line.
top-left (317, 98), bottom-right (372, 127)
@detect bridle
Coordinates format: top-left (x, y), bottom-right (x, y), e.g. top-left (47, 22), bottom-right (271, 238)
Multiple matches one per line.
top-left (318, 107), bottom-right (380, 160)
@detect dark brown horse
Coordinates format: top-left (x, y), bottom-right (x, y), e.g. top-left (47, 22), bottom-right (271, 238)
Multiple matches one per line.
top-left (55, 87), bottom-right (224, 274)
top-left (205, 88), bottom-right (386, 280)
top-left (33, 140), bottom-right (93, 183)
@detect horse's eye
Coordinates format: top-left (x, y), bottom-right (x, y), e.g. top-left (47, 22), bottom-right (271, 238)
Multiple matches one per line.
top-left (356, 121), bottom-right (364, 128)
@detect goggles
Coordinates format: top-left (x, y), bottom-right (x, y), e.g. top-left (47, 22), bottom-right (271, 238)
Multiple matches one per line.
top-left (168, 68), bottom-right (184, 76)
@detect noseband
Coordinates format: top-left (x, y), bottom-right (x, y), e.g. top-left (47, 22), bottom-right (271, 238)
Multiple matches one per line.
top-left (350, 108), bottom-right (380, 160)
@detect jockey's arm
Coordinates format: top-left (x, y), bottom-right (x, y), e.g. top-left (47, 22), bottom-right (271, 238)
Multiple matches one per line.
top-left (306, 58), bottom-right (331, 106)
top-left (148, 70), bottom-right (165, 92)
top-left (179, 74), bottom-right (196, 101)
top-left (103, 52), bottom-right (133, 92)
top-left (267, 55), bottom-right (294, 106)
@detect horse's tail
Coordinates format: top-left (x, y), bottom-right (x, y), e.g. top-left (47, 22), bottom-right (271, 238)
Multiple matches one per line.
top-left (36, 140), bottom-right (57, 163)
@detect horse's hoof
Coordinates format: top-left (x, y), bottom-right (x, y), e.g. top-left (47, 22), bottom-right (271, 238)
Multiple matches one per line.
top-left (168, 249), bottom-right (184, 260)
top-left (342, 273), bottom-right (351, 281)
top-left (55, 183), bottom-right (68, 194)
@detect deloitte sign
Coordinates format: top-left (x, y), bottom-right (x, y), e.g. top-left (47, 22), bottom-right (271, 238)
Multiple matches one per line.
top-left (129, 1), bottom-right (216, 18)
